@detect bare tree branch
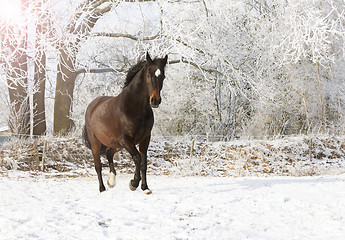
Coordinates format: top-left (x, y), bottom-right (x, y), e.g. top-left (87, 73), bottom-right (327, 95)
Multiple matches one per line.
top-left (91, 32), bottom-right (159, 40)
top-left (74, 57), bottom-right (224, 79)
top-left (75, 67), bottom-right (122, 76)
top-left (169, 59), bottom-right (224, 77)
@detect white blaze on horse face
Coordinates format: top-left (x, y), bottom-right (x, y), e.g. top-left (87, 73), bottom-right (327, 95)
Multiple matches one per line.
top-left (107, 172), bottom-right (116, 188)
top-left (155, 69), bottom-right (161, 77)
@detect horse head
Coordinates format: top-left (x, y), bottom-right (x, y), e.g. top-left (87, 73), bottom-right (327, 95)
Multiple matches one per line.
top-left (144, 52), bottom-right (168, 108)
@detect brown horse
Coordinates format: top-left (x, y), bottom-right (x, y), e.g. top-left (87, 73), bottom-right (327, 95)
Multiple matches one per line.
top-left (83, 52), bottom-right (168, 193)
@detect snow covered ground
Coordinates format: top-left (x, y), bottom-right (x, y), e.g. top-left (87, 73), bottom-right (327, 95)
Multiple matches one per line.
top-left (1, 172), bottom-right (345, 240)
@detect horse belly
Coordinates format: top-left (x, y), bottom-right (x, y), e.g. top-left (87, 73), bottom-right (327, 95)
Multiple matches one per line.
top-left (87, 98), bottom-right (123, 148)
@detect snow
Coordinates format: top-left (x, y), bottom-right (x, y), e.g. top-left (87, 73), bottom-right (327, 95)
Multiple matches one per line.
top-left (1, 172), bottom-right (345, 239)
top-left (1, 136), bottom-right (345, 239)
top-left (0, 126), bottom-right (9, 133)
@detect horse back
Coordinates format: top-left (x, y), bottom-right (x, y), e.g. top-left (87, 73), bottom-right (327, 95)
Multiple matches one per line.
top-left (85, 96), bottom-right (113, 118)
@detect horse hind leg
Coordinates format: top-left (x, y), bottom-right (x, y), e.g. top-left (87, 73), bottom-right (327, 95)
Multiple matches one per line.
top-left (92, 145), bottom-right (106, 192)
top-left (106, 148), bottom-right (118, 188)
top-left (87, 131), bottom-right (106, 192)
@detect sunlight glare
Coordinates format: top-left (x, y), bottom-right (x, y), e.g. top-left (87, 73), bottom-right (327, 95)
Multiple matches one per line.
top-left (0, 0), bottom-right (24, 24)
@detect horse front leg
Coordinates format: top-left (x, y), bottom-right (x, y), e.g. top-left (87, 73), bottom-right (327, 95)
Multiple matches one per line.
top-left (129, 153), bottom-right (142, 191)
top-left (139, 136), bottom-right (151, 194)
top-left (124, 144), bottom-right (142, 191)
top-left (140, 153), bottom-right (151, 194)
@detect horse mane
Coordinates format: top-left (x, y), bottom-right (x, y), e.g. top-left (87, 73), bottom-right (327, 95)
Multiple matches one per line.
top-left (123, 60), bottom-right (146, 88)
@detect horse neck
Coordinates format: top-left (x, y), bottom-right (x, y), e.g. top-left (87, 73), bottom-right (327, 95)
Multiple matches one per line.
top-left (124, 68), bottom-right (150, 108)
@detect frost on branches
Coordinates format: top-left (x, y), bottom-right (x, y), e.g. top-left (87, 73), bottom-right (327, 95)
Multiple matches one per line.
top-left (0, 0), bottom-right (344, 139)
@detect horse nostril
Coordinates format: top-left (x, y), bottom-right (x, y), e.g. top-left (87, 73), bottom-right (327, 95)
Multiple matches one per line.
top-left (150, 97), bottom-right (161, 107)
top-left (150, 97), bottom-right (156, 105)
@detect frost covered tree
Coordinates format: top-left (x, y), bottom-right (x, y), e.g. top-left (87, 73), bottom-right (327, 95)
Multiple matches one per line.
top-left (0, 0), bottom-right (35, 136)
top-left (66, 0), bottom-right (345, 139)
top-left (241, 0), bottom-right (345, 136)
top-left (149, 0), bottom-right (345, 138)
top-left (0, 0), bottom-right (344, 139)
top-left (50, 0), bottom-right (161, 135)
top-left (52, 0), bottom-right (120, 135)
top-left (0, 0), bottom-right (161, 136)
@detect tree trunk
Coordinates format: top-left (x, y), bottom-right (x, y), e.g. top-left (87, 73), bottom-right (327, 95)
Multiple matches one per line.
top-left (53, 48), bottom-right (77, 135)
top-left (32, 0), bottom-right (47, 136)
top-left (52, 1), bottom-right (117, 135)
top-left (2, 0), bottom-right (31, 137)
top-left (33, 45), bottom-right (47, 135)
top-left (6, 39), bottom-right (30, 136)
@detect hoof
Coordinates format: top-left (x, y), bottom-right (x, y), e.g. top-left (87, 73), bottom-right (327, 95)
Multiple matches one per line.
top-left (143, 189), bottom-right (152, 195)
top-left (129, 180), bottom-right (137, 191)
top-left (99, 185), bottom-right (106, 193)
top-left (107, 172), bottom-right (116, 188)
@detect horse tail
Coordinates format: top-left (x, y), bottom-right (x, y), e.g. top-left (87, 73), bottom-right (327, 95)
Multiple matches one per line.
top-left (82, 125), bottom-right (91, 149)
top-left (83, 125), bottom-right (107, 155)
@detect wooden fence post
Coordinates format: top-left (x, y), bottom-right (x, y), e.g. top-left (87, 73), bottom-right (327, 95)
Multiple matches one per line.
top-left (41, 140), bottom-right (47, 171)
top-left (190, 139), bottom-right (195, 159)
top-left (309, 138), bottom-right (313, 161)
top-left (33, 141), bottom-right (40, 170)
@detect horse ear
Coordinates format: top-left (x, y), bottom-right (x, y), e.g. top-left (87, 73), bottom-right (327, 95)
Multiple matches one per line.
top-left (146, 52), bottom-right (153, 64)
top-left (162, 55), bottom-right (168, 66)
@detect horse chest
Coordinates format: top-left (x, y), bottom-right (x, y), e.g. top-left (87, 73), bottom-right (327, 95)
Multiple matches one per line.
top-left (127, 113), bottom-right (153, 139)
top-left (112, 101), bottom-right (149, 134)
